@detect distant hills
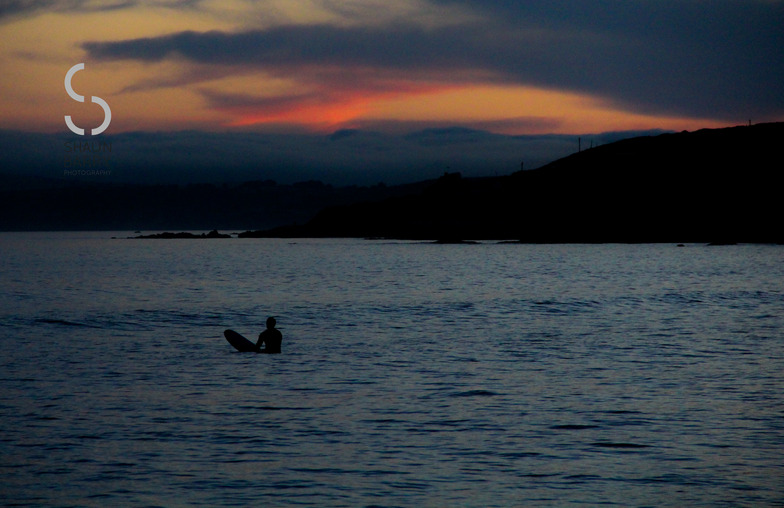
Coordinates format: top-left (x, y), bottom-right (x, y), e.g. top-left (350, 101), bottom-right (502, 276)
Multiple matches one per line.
top-left (2, 127), bottom-right (632, 187)
top-left (0, 178), bottom-right (427, 232)
top-left (241, 122), bottom-right (783, 243)
top-left (2, 122), bottom-right (781, 243)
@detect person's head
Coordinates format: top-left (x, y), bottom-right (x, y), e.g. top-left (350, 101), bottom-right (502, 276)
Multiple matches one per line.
top-left (266, 316), bottom-right (276, 329)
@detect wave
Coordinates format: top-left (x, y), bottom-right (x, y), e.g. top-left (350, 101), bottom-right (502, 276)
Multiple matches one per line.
top-left (35, 318), bottom-right (102, 328)
top-left (591, 442), bottom-right (651, 449)
top-left (449, 389), bottom-right (499, 397)
top-left (27, 309), bottom-right (236, 332)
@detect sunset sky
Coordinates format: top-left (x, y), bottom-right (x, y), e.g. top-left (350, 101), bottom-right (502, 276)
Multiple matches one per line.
top-left (3, 0), bottom-right (782, 137)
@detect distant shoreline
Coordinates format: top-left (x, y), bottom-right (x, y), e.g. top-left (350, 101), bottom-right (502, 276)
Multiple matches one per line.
top-left (3, 123), bottom-right (782, 244)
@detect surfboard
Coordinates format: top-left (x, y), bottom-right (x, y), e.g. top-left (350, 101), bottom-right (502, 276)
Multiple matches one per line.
top-left (224, 329), bottom-right (259, 352)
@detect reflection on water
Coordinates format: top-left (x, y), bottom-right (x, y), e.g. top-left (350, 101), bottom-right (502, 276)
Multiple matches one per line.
top-left (1, 234), bottom-right (783, 506)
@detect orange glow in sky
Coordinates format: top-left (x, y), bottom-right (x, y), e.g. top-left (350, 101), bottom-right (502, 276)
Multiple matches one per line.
top-left (224, 81), bottom-right (463, 131)
top-left (228, 100), bottom-right (370, 129)
top-left (0, 2), bottom-right (777, 136)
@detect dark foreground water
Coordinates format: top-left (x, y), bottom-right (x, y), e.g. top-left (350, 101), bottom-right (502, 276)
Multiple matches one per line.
top-left (1, 233), bottom-right (782, 507)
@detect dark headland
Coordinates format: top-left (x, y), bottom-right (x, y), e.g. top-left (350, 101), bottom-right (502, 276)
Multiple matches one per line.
top-left (241, 123), bottom-right (783, 244)
top-left (131, 230), bottom-right (231, 239)
top-left (1, 122), bottom-right (780, 243)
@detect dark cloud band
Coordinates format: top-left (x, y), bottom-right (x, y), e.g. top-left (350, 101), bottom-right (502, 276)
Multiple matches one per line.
top-left (82, 3), bottom-right (784, 121)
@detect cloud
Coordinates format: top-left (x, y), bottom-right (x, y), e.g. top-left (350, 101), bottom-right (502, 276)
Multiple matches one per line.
top-left (81, 2), bottom-right (784, 123)
top-left (429, 0), bottom-right (784, 115)
top-left (83, 23), bottom-right (483, 71)
top-left (0, 0), bottom-right (201, 20)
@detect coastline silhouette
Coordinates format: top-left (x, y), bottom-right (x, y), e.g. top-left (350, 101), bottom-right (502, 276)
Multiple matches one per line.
top-left (239, 123), bottom-right (783, 244)
top-left (3, 123), bottom-right (780, 243)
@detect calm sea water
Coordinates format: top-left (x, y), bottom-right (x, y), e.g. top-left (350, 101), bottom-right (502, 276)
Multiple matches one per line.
top-left (1, 233), bottom-right (782, 507)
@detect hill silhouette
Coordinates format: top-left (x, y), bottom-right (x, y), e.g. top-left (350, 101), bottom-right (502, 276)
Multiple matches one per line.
top-left (241, 123), bottom-right (782, 243)
top-left (0, 178), bottom-right (429, 232)
top-left (2, 123), bottom-right (780, 242)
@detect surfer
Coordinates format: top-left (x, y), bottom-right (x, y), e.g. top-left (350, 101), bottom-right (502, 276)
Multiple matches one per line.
top-left (256, 316), bottom-right (282, 354)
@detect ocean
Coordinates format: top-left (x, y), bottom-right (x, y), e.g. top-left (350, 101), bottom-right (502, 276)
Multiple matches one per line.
top-left (1, 233), bottom-right (782, 507)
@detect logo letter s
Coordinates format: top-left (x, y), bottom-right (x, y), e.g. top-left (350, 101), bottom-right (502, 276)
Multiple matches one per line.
top-left (65, 63), bottom-right (111, 135)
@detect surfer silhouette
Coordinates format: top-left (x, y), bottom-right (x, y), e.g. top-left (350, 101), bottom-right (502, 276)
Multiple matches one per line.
top-left (256, 316), bottom-right (282, 354)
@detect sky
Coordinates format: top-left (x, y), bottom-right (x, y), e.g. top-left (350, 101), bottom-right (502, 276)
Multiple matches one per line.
top-left (1, 0), bottom-right (783, 184)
